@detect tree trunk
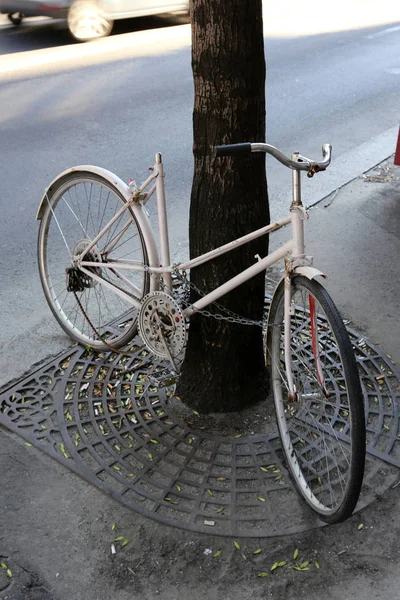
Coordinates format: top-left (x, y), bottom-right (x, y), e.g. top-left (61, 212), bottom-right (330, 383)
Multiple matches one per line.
top-left (176, 0), bottom-right (270, 413)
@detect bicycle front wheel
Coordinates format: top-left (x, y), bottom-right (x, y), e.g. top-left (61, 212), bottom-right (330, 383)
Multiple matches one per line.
top-left (268, 276), bottom-right (365, 523)
top-left (38, 171), bottom-right (150, 350)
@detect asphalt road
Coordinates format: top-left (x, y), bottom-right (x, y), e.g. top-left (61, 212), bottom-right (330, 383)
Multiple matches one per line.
top-left (0, 0), bottom-right (399, 387)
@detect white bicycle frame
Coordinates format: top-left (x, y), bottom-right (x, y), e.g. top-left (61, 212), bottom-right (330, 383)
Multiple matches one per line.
top-left (48, 144), bottom-right (331, 398)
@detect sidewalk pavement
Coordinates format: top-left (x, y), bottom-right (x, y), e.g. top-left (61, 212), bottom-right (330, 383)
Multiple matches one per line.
top-left (0, 156), bottom-right (399, 600)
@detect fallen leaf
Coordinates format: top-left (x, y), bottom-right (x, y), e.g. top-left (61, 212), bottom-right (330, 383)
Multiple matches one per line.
top-left (233, 541), bottom-right (241, 550)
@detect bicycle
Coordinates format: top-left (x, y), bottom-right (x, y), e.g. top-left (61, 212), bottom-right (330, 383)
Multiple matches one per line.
top-left (36, 142), bottom-right (366, 524)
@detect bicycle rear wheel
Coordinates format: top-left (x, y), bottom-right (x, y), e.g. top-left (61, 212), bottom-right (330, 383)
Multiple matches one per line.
top-left (268, 275), bottom-right (365, 523)
top-left (38, 171), bottom-right (150, 350)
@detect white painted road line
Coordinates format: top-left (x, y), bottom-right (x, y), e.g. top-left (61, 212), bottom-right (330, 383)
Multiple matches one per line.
top-left (367, 25), bottom-right (400, 39)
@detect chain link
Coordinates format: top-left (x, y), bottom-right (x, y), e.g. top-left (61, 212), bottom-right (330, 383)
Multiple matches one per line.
top-left (73, 289), bottom-right (142, 355)
top-left (72, 258), bottom-right (268, 364)
top-left (156, 268), bottom-right (267, 328)
top-left (73, 282), bottom-right (182, 386)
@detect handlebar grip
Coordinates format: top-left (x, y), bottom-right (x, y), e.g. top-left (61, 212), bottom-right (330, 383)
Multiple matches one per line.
top-left (214, 143), bottom-right (252, 157)
top-left (322, 143), bottom-right (332, 163)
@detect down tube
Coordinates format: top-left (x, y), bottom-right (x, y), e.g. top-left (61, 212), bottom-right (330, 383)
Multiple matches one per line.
top-left (183, 240), bottom-right (293, 317)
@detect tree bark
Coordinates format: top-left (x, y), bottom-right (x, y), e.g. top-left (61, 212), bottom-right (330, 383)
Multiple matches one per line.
top-left (176, 0), bottom-right (270, 413)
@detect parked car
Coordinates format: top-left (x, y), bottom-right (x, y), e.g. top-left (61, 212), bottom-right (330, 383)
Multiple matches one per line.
top-left (0, 0), bottom-right (189, 41)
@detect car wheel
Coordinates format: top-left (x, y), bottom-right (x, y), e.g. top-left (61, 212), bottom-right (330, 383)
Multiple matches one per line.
top-left (8, 12), bottom-right (24, 25)
top-left (67, 0), bottom-right (113, 42)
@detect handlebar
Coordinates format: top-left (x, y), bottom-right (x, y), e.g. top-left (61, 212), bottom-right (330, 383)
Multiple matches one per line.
top-left (214, 142), bottom-right (332, 176)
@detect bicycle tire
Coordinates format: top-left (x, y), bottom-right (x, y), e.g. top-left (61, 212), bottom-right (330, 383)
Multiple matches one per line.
top-left (38, 171), bottom-right (150, 350)
top-left (267, 275), bottom-right (365, 523)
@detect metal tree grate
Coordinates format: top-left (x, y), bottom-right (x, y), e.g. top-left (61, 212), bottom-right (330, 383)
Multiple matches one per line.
top-left (0, 325), bottom-right (399, 538)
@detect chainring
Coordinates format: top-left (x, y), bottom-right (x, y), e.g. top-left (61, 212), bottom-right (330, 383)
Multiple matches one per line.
top-left (138, 291), bottom-right (186, 359)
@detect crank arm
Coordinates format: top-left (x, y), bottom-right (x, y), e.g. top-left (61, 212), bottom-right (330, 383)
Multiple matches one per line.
top-left (154, 311), bottom-right (177, 373)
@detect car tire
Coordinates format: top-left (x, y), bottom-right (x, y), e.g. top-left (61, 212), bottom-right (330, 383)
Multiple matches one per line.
top-left (67, 0), bottom-right (113, 42)
top-left (8, 12), bottom-right (24, 25)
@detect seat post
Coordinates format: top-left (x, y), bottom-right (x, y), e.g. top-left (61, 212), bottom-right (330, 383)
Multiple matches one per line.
top-left (290, 154), bottom-right (306, 260)
top-left (290, 153), bottom-right (303, 208)
top-left (155, 153), bottom-right (173, 292)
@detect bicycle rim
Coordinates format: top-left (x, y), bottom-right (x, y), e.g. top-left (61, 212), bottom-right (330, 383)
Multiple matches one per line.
top-left (38, 172), bottom-right (150, 350)
top-left (269, 276), bottom-right (365, 523)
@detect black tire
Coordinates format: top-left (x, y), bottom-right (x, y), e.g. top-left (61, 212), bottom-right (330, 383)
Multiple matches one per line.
top-left (267, 275), bottom-right (365, 523)
top-left (8, 12), bottom-right (23, 25)
top-left (38, 171), bottom-right (150, 351)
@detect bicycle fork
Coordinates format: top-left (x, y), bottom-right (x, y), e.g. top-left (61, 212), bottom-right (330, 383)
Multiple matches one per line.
top-left (283, 273), bottom-right (329, 403)
top-left (283, 163), bottom-right (327, 402)
top-left (284, 273), bottom-right (297, 402)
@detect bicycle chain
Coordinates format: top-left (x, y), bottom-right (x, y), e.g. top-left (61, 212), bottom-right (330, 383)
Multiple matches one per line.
top-left (71, 262), bottom-right (154, 355)
top-left (168, 268), bottom-right (266, 328)
top-left (72, 260), bottom-right (266, 366)
top-left (73, 286), bottom-right (180, 389)
top-left (72, 289), bottom-right (142, 355)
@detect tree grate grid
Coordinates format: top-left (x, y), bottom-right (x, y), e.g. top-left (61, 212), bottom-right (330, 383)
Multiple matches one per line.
top-left (0, 323), bottom-right (399, 538)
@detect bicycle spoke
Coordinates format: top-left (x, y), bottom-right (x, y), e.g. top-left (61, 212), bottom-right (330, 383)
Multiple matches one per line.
top-left (269, 275), bottom-right (365, 522)
top-left (38, 173), bottom-right (149, 349)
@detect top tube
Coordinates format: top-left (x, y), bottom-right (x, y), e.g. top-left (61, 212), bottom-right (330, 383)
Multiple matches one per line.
top-left (214, 142), bottom-right (332, 175)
